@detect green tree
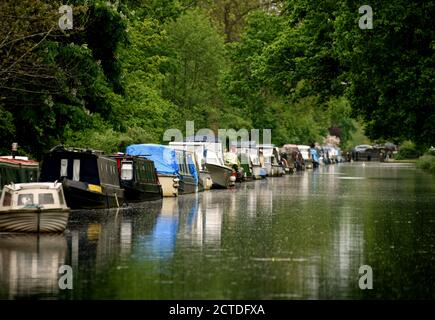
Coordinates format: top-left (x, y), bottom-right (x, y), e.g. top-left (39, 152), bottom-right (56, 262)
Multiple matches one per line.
top-left (197, 0), bottom-right (283, 42)
top-left (162, 9), bottom-right (227, 129)
top-left (334, 0), bottom-right (434, 148)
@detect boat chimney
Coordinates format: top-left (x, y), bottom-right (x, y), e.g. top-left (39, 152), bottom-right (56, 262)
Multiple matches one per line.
top-left (11, 142), bottom-right (18, 159)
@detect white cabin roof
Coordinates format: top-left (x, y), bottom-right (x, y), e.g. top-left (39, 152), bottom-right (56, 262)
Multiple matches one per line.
top-left (4, 182), bottom-right (62, 192)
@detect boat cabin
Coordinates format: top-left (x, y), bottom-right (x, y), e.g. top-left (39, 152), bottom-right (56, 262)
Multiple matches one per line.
top-left (112, 155), bottom-right (162, 202)
top-left (39, 146), bottom-right (124, 209)
top-left (0, 183), bottom-right (67, 211)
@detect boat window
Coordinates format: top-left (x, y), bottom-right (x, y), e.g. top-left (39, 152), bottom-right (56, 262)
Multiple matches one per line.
top-left (73, 159), bottom-right (80, 181)
top-left (177, 153), bottom-right (185, 174)
top-left (39, 193), bottom-right (55, 205)
top-left (58, 190), bottom-right (65, 205)
top-left (137, 161), bottom-right (145, 182)
top-left (18, 194), bottom-right (34, 206)
top-left (60, 159), bottom-right (68, 177)
top-left (121, 162), bottom-right (133, 180)
top-left (186, 154), bottom-right (193, 174)
top-left (185, 154), bottom-right (189, 173)
top-left (2, 192), bottom-right (12, 206)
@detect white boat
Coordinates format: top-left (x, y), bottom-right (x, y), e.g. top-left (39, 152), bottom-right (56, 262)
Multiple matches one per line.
top-left (0, 182), bottom-right (70, 233)
top-left (169, 142), bottom-right (213, 191)
top-left (183, 137), bottom-right (235, 189)
top-left (297, 145), bottom-right (313, 169)
top-left (258, 144), bottom-right (279, 176)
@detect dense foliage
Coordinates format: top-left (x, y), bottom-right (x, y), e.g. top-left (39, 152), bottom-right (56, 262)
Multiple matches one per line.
top-left (0, 0), bottom-right (432, 158)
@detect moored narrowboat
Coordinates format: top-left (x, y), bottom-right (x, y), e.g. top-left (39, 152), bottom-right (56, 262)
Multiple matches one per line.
top-left (0, 157), bottom-right (39, 189)
top-left (113, 155), bottom-right (162, 202)
top-left (39, 146), bottom-right (124, 209)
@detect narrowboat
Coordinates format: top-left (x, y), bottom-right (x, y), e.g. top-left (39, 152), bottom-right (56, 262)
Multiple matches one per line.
top-left (126, 144), bottom-right (180, 197)
top-left (0, 182), bottom-right (70, 233)
top-left (113, 155), bottom-right (162, 202)
top-left (280, 144), bottom-right (301, 172)
top-left (39, 146), bottom-right (124, 209)
top-left (0, 157), bottom-right (39, 189)
top-left (185, 136), bottom-right (235, 189)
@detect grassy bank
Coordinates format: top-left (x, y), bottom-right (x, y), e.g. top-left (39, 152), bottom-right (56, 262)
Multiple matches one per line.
top-left (387, 159), bottom-right (418, 164)
top-left (416, 154), bottom-right (435, 174)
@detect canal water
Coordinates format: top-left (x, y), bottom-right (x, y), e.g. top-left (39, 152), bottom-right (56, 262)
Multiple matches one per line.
top-left (0, 163), bottom-right (434, 299)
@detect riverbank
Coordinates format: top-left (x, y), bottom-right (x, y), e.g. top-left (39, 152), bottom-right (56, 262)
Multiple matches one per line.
top-left (387, 159), bottom-right (417, 164)
top-left (416, 154), bottom-right (435, 174)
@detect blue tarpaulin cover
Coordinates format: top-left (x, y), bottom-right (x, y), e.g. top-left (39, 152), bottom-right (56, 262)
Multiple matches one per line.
top-left (126, 144), bottom-right (179, 175)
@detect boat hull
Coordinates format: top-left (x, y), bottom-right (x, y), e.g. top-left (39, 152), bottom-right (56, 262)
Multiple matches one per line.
top-left (62, 179), bottom-right (124, 210)
top-left (272, 164), bottom-right (284, 177)
top-left (0, 208), bottom-right (70, 233)
top-left (304, 159), bottom-right (313, 169)
top-left (179, 174), bottom-right (197, 194)
top-left (252, 166), bottom-right (267, 179)
top-left (122, 181), bottom-right (162, 202)
top-left (158, 174), bottom-right (179, 197)
top-left (198, 171), bottom-right (212, 191)
top-left (207, 163), bottom-right (234, 189)
top-left (265, 163), bottom-right (273, 176)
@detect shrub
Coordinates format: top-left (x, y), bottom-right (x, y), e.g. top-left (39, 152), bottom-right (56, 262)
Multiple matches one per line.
top-left (416, 155), bottom-right (435, 174)
top-left (396, 141), bottom-right (420, 159)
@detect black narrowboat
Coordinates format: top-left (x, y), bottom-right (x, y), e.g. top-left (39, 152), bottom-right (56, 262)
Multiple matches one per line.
top-left (39, 146), bottom-right (124, 209)
top-left (113, 155), bottom-right (163, 202)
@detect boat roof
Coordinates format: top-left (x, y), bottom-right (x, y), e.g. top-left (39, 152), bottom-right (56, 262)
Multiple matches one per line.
top-left (230, 141), bottom-right (257, 148)
top-left (0, 157), bottom-right (38, 166)
top-left (126, 144), bottom-right (179, 175)
top-left (282, 144), bottom-right (299, 148)
top-left (185, 135), bottom-right (221, 143)
top-left (257, 144), bottom-right (275, 148)
top-left (48, 145), bottom-right (104, 156)
top-left (169, 141), bottom-right (206, 147)
top-left (3, 182), bottom-right (62, 191)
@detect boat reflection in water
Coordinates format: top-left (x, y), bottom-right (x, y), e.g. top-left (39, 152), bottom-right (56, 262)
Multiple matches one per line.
top-left (177, 193), bottom-right (223, 247)
top-left (134, 198), bottom-right (179, 261)
top-left (0, 233), bottom-right (67, 299)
